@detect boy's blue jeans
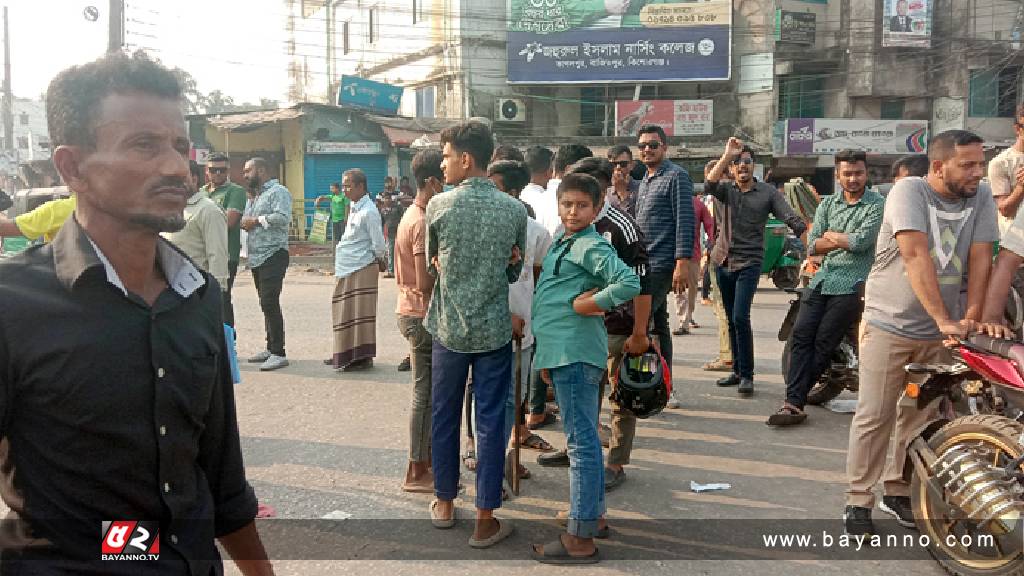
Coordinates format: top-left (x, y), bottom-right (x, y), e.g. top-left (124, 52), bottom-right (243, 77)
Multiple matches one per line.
top-left (550, 361), bottom-right (606, 538)
top-left (431, 339), bottom-right (510, 510)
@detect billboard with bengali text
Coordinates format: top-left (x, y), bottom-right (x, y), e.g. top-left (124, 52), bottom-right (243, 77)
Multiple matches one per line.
top-left (615, 100), bottom-right (713, 136)
top-left (785, 119), bottom-right (929, 155)
top-left (506, 0), bottom-right (731, 83)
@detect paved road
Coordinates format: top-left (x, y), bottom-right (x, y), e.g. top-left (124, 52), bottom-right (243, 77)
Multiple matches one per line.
top-left (223, 266), bottom-right (945, 575)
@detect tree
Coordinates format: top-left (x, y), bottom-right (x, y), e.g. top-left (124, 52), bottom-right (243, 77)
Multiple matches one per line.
top-left (170, 68), bottom-right (205, 115)
top-left (203, 90), bottom-right (236, 114)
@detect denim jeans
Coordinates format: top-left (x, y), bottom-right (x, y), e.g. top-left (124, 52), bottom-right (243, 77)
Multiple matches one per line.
top-left (399, 315), bottom-right (433, 461)
top-left (646, 270), bottom-right (674, 368)
top-left (431, 339), bottom-right (511, 510)
top-left (716, 264), bottom-right (760, 379)
top-left (550, 362), bottom-right (606, 538)
top-left (251, 248), bottom-right (289, 356)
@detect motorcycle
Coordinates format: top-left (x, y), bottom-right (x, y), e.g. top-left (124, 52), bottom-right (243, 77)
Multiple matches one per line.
top-left (777, 288), bottom-right (860, 406)
top-left (762, 219), bottom-right (805, 290)
top-left (903, 335), bottom-right (1024, 576)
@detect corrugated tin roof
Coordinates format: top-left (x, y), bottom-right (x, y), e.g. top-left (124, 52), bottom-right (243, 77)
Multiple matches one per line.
top-left (207, 107), bottom-right (306, 131)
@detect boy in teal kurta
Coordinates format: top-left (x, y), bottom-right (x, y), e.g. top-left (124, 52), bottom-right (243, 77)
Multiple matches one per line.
top-left (531, 173), bottom-right (640, 564)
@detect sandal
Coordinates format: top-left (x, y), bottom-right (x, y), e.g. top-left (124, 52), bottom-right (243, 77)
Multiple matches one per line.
top-left (532, 535), bottom-right (601, 564)
top-left (766, 404), bottom-right (807, 427)
top-left (429, 499), bottom-right (456, 529)
top-left (463, 449), bottom-right (477, 472)
top-left (689, 320), bottom-right (700, 329)
top-left (469, 518), bottom-right (514, 548)
top-left (702, 358), bottom-right (734, 372)
top-left (520, 433), bottom-right (554, 452)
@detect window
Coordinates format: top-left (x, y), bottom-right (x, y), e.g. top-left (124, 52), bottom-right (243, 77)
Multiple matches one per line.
top-left (579, 87), bottom-right (606, 136)
top-left (368, 7), bottom-right (379, 44)
top-left (777, 74), bottom-right (825, 119)
top-left (416, 86), bottom-right (435, 118)
top-left (18, 113), bottom-right (28, 126)
top-left (16, 136), bottom-right (28, 150)
top-left (969, 66), bottom-right (1021, 117)
top-left (413, 0), bottom-right (425, 24)
top-left (342, 21), bottom-right (350, 54)
top-left (880, 98), bottom-right (905, 119)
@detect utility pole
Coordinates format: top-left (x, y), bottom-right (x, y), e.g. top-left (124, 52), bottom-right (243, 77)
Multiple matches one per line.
top-left (108, 0), bottom-right (123, 53)
top-left (3, 6), bottom-right (13, 157)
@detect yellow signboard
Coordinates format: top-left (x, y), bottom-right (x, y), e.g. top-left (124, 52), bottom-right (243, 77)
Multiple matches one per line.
top-left (640, 1), bottom-right (731, 28)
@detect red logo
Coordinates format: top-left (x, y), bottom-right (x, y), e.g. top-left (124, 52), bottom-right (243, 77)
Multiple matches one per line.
top-left (101, 521), bottom-right (160, 560)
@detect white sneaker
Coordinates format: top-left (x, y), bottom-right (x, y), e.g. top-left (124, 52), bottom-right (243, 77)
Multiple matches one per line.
top-left (247, 350), bottom-right (272, 363)
top-left (666, 393), bottom-right (682, 409)
top-left (260, 355), bottom-right (289, 371)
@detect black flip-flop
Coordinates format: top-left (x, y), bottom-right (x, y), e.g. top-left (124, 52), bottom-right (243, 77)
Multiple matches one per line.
top-left (532, 536), bottom-right (600, 565)
top-left (520, 433), bottom-right (554, 452)
top-left (766, 406), bottom-right (807, 426)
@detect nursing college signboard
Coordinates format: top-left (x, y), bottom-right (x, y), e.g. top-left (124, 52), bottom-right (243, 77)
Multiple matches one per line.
top-left (507, 0), bottom-right (732, 83)
top-left (785, 119), bottom-right (929, 155)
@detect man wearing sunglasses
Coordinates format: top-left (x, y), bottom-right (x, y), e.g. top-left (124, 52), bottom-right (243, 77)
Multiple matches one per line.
top-left (634, 125), bottom-right (695, 400)
top-left (203, 152), bottom-right (248, 327)
top-left (986, 103), bottom-right (1024, 235)
top-left (706, 138), bottom-right (806, 396)
top-left (606, 145), bottom-right (640, 216)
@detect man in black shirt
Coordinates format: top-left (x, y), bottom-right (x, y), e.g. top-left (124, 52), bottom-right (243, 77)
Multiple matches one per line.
top-left (0, 51), bottom-right (272, 575)
top-left (705, 138), bottom-right (806, 396)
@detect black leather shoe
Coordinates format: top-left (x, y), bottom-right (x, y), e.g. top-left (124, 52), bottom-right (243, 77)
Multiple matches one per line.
top-left (537, 450), bottom-right (569, 467)
top-left (738, 378), bottom-right (754, 396)
top-left (716, 374), bottom-right (741, 387)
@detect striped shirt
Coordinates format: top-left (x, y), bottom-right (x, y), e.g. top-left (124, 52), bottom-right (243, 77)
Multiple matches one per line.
top-left (636, 160), bottom-right (695, 273)
top-left (596, 202), bottom-right (651, 336)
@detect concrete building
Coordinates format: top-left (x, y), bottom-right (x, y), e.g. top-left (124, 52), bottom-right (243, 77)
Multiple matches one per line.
top-left (284, 0), bottom-right (1024, 190)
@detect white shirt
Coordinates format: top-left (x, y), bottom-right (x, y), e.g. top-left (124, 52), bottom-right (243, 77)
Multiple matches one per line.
top-left (522, 181), bottom-right (562, 238)
top-left (508, 216), bottom-right (553, 349)
top-left (335, 194), bottom-right (386, 278)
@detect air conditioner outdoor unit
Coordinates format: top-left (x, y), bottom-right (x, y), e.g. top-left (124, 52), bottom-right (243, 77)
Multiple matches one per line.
top-left (495, 98), bottom-right (527, 122)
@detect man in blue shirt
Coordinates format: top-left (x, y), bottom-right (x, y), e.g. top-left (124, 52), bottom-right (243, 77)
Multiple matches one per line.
top-left (634, 125), bottom-right (695, 394)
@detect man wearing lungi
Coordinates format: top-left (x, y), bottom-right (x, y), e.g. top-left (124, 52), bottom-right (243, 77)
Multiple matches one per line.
top-left (328, 168), bottom-right (386, 371)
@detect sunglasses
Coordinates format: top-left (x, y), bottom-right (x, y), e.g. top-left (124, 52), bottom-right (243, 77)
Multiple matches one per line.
top-left (731, 158), bottom-right (754, 165)
top-left (207, 167), bottom-right (228, 174)
top-left (637, 141), bottom-right (662, 150)
top-left (612, 160), bottom-right (631, 169)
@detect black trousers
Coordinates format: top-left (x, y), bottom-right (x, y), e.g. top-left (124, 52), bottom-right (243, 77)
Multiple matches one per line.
top-left (252, 249), bottom-right (289, 357)
top-left (223, 260), bottom-right (238, 328)
top-left (784, 286), bottom-right (862, 408)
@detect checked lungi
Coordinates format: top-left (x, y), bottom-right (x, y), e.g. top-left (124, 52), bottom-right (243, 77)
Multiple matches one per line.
top-left (331, 263), bottom-right (379, 369)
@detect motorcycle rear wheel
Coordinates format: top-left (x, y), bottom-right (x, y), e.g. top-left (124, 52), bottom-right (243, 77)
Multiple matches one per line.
top-left (910, 414), bottom-right (1024, 576)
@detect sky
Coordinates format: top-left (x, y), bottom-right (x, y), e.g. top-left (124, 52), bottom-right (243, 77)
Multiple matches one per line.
top-left (8, 0), bottom-right (290, 103)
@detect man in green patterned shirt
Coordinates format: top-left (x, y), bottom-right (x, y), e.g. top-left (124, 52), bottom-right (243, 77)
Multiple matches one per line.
top-left (425, 121), bottom-right (527, 548)
top-left (768, 150), bottom-right (884, 426)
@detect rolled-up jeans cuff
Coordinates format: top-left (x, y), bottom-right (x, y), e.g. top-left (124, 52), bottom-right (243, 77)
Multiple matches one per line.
top-left (567, 518), bottom-right (600, 538)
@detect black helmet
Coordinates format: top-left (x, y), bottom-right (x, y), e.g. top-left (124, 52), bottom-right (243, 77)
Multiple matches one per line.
top-left (612, 348), bottom-right (671, 419)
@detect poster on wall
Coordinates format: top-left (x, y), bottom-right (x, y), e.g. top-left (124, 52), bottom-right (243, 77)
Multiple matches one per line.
top-left (615, 100), bottom-right (713, 136)
top-left (506, 0), bottom-right (732, 83)
top-left (786, 119), bottom-right (929, 155)
top-left (931, 97), bottom-right (966, 135)
top-left (882, 0), bottom-right (932, 47)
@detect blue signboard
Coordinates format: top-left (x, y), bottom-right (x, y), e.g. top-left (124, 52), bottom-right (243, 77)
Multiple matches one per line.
top-left (507, 0), bottom-right (731, 84)
top-left (337, 75), bottom-right (403, 114)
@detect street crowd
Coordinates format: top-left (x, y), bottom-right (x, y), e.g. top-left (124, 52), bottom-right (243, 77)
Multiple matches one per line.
top-left (0, 49), bottom-right (1023, 573)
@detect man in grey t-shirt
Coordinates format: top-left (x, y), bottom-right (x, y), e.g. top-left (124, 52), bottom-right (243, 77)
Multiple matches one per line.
top-left (844, 130), bottom-right (997, 538)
